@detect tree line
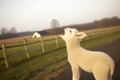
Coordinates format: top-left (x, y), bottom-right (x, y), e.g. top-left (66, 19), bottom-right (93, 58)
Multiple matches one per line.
top-left (0, 16), bottom-right (120, 40)
top-left (0, 27), bottom-right (17, 35)
top-left (0, 27), bottom-right (18, 39)
top-left (47, 16), bottom-right (120, 35)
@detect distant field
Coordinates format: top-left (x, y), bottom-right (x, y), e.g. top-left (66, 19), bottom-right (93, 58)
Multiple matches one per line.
top-left (0, 26), bottom-right (120, 44)
top-left (0, 26), bottom-right (120, 80)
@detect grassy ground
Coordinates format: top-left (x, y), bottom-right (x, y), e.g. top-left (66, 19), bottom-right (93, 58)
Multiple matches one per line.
top-left (0, 31), bottom-right (120, 80)
top-left (0, 38), bottom-right (65, 68)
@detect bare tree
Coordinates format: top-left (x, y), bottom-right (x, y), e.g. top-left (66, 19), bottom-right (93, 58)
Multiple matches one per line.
top-left (9, 27), bottom-right (17, 33)
top-left (0, 27), bottom-right (8, 35)
top-left (50, 19), bottom-right (60, 34)
top-left (51, 19), bottom-right (60, 28)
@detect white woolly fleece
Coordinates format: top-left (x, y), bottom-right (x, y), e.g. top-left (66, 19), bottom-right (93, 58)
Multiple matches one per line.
top-left (60, 27), bottom-right (114, 80)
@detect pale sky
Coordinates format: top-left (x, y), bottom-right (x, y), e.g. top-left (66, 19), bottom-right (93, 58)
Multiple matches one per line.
top-left (0, 0), bottom-right (120, 32)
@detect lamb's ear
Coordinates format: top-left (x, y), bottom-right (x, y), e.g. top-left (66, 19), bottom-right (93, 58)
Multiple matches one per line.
top-left (76, 32), bottom-right (87, 39)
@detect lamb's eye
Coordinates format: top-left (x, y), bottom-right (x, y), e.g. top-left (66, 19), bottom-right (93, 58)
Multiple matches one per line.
top-left (69, 30), bottom-right (72, 33)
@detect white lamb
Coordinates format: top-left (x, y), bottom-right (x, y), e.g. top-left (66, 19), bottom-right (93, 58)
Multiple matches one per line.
top-left (60, 27), bottom-right (115, 80)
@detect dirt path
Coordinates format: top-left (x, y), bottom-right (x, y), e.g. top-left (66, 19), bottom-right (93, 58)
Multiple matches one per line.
top-left (55, 39), bottom-right (120, 80)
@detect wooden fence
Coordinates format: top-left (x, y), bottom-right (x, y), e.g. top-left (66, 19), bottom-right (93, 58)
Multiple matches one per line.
top-left (0, 26), bottom-right (120, 68)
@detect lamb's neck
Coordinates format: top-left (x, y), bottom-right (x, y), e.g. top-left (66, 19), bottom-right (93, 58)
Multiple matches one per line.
top-left (66, 39), bottom-right (80, 52)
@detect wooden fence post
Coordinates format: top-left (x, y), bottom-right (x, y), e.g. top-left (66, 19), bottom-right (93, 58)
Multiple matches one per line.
top-left (23, 39), bottom-right (30, 59)
top-left (40, 37), bottom-right (45, 54)
top-left (55, 35), bottom-right (59, 48)
top-left (1, 43), bottom-right (9, 68)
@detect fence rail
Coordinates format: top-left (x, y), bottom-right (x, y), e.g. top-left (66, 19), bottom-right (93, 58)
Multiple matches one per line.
top-left (0, 26), bottom-right (120, 68)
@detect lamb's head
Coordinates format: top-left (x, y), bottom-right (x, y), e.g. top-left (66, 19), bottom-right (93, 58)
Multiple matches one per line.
top-left (60, 27), bottom-right (87, 42)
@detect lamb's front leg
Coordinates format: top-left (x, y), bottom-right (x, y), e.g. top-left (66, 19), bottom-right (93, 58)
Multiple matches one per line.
top-left (71, 66), bottom-right (80, 80)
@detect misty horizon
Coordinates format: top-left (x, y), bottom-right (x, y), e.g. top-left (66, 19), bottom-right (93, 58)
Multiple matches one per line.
top-left (0, 0), bottom-right (120, 32)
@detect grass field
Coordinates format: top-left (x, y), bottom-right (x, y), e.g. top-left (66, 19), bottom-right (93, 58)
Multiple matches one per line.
top-left (0, 27), bottom-right (120, 80)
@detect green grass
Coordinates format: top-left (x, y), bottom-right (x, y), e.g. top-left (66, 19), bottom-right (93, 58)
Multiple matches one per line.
top-left (82, 31), bottom-right (120, 49)
top-left (0, 39), bottom-right (65, 68)
top-left (0, 47), bottom-right (67, 80)
top-left (0, 31), bottom-right (120, 80)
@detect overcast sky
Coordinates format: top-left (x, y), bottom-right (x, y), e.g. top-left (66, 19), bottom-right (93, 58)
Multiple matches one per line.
top-left (0, 0), bottom-right (120, 32)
